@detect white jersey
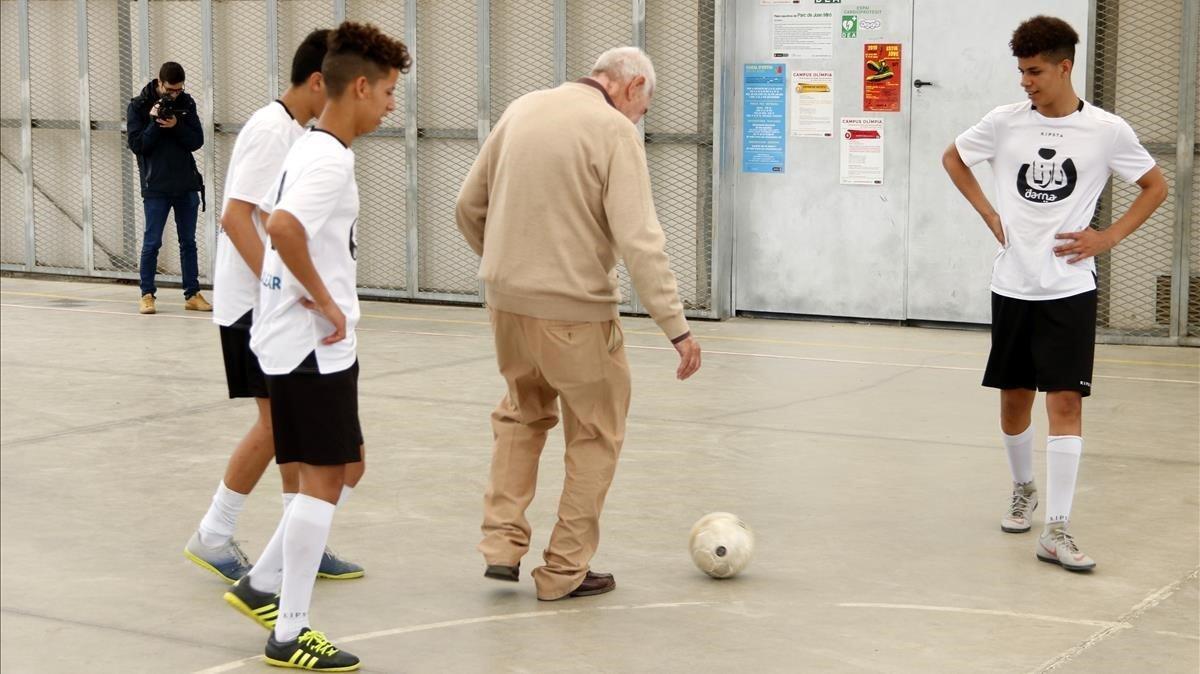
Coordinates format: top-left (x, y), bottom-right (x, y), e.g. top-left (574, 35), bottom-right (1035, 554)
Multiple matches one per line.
top-left (212, 100), bottom-right (306, 326)
top-left (955, 100), bottom-right (1156, 301)
top-left (250, 129), bottom-right (360, 375)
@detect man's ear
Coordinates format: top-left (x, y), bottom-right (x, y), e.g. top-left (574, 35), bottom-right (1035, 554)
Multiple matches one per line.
top-left (628, 74), bottom-right (647, 97)
top-left (308, 71), bottom-right (324, 92)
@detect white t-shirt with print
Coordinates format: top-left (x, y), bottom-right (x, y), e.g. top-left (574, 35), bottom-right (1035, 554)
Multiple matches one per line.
top-left (212, 101), bottom-right (306, 326)
top-left (955, 100), bottom-right (1156, 301)
top-left (250, 129), bottom-right (360, 375)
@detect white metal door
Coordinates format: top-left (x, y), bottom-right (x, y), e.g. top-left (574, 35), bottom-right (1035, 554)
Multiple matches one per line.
top-left (905, 0), bottom-right (1091, 323)
top-left (731, 0), bottom-right (914, 319)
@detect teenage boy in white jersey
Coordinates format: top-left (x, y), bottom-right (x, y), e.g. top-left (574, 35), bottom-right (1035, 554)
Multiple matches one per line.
top-left (185, 29), bottom-right (363, 585)
top-left (943, 15), bottom-right (1167, 571)
top-left (221, 21), bottom-right (410, 671)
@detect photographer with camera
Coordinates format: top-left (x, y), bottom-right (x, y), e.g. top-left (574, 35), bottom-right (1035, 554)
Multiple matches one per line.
top-left (127, 61), bottom-right (210, 314)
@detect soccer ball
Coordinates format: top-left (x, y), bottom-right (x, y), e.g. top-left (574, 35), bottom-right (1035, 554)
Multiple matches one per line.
top-left (689, 512), bottom-right (754, 579)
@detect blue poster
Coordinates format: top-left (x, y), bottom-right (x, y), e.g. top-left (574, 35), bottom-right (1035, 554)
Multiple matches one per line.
top-left (742, 63), bottom-right (786, 174)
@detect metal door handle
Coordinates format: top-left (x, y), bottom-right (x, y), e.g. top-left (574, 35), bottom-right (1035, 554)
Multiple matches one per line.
top-left (914, 79), bottom-right (935, 88)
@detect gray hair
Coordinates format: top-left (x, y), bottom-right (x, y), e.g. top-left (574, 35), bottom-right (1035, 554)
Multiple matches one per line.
top-left (590, 47), bottom-right (655, 97)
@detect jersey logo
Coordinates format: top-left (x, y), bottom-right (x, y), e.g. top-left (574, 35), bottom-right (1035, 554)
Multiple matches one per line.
top-left (1017, 148), bottom-right (1077, 204)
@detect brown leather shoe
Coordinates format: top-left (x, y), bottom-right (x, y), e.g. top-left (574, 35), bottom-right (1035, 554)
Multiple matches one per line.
top-left (566, 571), bottom-right (615, 597)
top-left (484, 563), bottom-right (519, 582)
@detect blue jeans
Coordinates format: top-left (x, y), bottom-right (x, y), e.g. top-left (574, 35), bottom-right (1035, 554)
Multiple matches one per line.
top-left (140, 192), bottom-right (200, 297)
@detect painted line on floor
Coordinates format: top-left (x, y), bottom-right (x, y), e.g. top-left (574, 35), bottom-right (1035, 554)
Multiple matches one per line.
top-left (190, 601), bottom-right (719, 674)
top-left (1152, 629), bottom-right (1200, 642)
top-left (835, 603), bottom-right (1125, 629)
top-left (633, 344), bottom-right (1200, 385)
top-left (4, 288), bottom-right (1196, 369)
top-left (3, 302), bottom-right (1197, 386)
top-left (1032, 566), bottom-right (1200, 673)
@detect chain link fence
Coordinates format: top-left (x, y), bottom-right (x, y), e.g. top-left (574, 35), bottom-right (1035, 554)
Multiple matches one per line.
top-left (1190, 36), bottom-right (1200, 339)
top-left (1092, 0), bottom-right (1198, 344)
top-left (646, 0), bottom-right (715, 313)
top-left (1, 1), bottom-right (26, 267)
top-left (0, 0), bottom-right (722, 318)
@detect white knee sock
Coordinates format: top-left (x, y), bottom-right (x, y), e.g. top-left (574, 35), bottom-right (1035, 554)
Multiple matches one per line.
top-left (275, 495), bottom-right (336, 642)
top-left (246, 497), bottom-right (296, 594)
top-left (1002, 425), bottom-right (1036, 486)
top-left (1045, 436), bottom-right (1083, 527)
top-left (338, 484), bottom-right (353, 508)
top-left (198, 481), bottom-right (248, 547)
top-left (281, 492), bottom-right (297, 513)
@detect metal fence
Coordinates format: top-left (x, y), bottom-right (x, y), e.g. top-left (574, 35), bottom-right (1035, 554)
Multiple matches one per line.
top-left (1, 1), bottom-right (1196, 343)
top-left (0, 0), bottom-right (723, 318)
top-left (1091, 0), bottom-right (1199, 344)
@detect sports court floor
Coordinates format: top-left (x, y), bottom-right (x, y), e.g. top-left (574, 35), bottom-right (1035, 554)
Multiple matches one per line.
top-left (1, 276), bottom-right (1196, 673)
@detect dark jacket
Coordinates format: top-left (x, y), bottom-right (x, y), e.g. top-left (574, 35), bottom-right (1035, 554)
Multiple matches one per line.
top-left (126, 79), bottom-right (204, 198)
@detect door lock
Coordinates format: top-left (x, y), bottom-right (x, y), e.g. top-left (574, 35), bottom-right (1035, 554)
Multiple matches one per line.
top-left (914, 79), bottom-right (935, 88)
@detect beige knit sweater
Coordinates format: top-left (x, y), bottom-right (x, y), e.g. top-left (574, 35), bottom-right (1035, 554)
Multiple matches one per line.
top-left (455, 81), bottom-right (690, 341)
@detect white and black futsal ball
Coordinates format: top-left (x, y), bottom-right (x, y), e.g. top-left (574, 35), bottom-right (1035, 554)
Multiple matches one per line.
top-left (689, 512), bottom-right (754, 579)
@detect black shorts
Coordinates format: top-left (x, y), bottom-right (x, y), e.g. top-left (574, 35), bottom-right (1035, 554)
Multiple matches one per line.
top-left (219, 311), bottom-right (268, 399)
top-left (983, 290), bottom-right (1097, 397)
top-left (266, 353), bottom-right (363, 465)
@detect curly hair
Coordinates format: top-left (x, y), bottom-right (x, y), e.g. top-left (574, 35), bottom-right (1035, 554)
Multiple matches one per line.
top-left (322, 21), bottom-right (412, 96)
top-left (1010, 15), bottom-right (1078, 63)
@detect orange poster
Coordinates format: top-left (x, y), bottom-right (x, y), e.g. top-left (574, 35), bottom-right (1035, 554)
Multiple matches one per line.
top-left (863, 43), bottom-right (901, 112)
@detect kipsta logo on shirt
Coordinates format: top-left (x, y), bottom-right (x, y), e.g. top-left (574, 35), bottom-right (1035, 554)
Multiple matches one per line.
top-left (1017, 148), bottom-right (1077, 204)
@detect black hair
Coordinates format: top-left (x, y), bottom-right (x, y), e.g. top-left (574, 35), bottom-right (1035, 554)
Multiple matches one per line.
top-left (1010, 15), bottom-right (1079, 64)
top-left (158, 61), bottom-right (186, 84)
top-left (290, 29), bottom-right (332, 86)
top-left (322, 21), bottom-right (412, 97)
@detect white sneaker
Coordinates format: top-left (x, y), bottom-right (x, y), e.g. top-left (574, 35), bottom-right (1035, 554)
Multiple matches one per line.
top-left (1036, 525), bottom-right (1096, 572)
top-left (1001, 482), bottom-right (1038, 533)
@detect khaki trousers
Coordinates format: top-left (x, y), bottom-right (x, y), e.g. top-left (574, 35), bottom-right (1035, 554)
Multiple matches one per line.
top-left (478, 309), bottom-right (631, 600)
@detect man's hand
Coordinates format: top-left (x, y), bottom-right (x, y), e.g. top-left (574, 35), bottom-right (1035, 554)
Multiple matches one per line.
top-left (156, 115), bottom-right (178, 129)
top-left (300, 297), bottom-right (347, 344)
top-left (983, 212), bottom-right (1005, 246)
top-left (673, 335), bottom-right (701, 381)
top-left (1054, 228), bottom-right (1115, 264)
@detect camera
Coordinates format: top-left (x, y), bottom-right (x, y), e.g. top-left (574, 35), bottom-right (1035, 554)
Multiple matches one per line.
top-left (152, 96), bottom-right (182, 121)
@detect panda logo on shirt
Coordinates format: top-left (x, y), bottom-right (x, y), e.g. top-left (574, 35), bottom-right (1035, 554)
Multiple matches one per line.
top-left (1017, 148), bottom-right (1077, 204)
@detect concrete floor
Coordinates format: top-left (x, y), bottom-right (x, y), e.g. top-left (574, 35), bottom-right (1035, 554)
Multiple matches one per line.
top-left (1, 276), bottom-right (1197, 674)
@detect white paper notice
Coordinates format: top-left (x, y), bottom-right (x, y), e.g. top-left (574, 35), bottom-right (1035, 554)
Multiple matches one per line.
top-left (771, 11), bottom-right (834, 59)
top-left (840, 117), bottom-right (885, 185)
top-left (790, 71), bottom-right (834, 138)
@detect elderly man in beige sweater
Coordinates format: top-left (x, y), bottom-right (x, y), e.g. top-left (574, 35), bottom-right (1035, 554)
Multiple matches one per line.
top-left (455, 46), bottom-right (702, 601)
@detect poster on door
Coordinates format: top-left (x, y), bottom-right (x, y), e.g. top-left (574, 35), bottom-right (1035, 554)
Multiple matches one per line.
top-left (771, 10), bottom-right (834, 59)
top-left (790, 70), bottom-right (834, 138)
top-left (863, 43), bottom-right (901, 112)
top-left (840, 117), bottom-right (884, 185)
top-left (743, 64), bottom-right (787, 173)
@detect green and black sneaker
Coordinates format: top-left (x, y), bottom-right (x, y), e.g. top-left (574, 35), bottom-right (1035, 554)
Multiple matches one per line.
top-left (223, 576), bottom-right (279, 630)
top-left (264, 628), bottom-right (360, 671)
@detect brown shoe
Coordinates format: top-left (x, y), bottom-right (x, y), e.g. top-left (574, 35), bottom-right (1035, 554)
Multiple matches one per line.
top-left (484, 563), bottom-right (519, 582)
top-left (139, 293), bottom-right (156, 315)
top-left (566, 571), bottom-right (615, 598)
top-left (184, 292), bottom-right (212, 312)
